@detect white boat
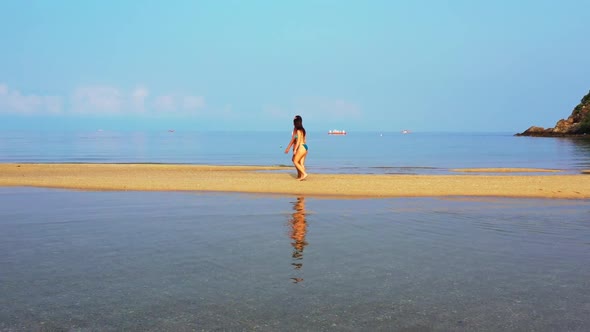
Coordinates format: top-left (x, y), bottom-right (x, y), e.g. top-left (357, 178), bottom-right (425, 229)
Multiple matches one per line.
top-left (328, 130), bottom-right (347, 135)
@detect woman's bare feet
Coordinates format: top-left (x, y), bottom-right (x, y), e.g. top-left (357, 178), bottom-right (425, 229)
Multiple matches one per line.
top-left (298, 173), bottom-right (308, 181)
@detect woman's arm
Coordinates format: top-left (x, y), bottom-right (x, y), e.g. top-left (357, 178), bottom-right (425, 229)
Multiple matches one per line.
top-left (284, 130), bottom-right (296, 154)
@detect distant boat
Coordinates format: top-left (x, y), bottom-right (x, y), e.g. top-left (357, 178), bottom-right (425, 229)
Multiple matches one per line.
top-left (168, 129), bottom-right (175, 133)
top-left (328, 129), bottom-right (347, 135)
top-left (401, 129), bottom-right (411, 134)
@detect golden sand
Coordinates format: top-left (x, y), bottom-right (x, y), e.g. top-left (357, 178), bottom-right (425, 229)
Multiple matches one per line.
top-left (451, 168), bottom-right (561, 173)
top-left (1, 163), bottom-right (589, 199)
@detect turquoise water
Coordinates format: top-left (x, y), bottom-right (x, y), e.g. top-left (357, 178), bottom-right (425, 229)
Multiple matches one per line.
top-left (1, 130), bottom-right (590, 173)
top-left (1, 188), bottom-right (589, 331)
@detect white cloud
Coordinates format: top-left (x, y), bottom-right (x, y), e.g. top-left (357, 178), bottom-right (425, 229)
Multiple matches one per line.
top-left (0, 83), bottom-right (64, 114)
top-left (1, 83), bottom-right (208, 116)
top-left (72, 86), bottom-right (206, 114)
top-left (153, 94), bottom-right (206, 113)
top-left (182, 95), bottom-right (205, 111)
top-left (131, 86), bottom-right (149, 112)
top-left (217, 103), bottom-right (237, 119)
top-left (43, 96), bottom-right (63, 114)
top-left (72, 86), bottom-right (123, 113)
top-left (154, 95), bottom-right (176, 112)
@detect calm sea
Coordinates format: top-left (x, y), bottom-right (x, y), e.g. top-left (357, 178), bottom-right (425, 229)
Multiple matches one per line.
top-left (1, 131), bottom-right (590, 331)
top-left (0, 188), bottom-right (589, 331)
top-left (1, 130), bottom-right (590, 173)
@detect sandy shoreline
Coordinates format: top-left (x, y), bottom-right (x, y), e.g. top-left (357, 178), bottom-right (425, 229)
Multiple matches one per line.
top-left (1, 163), bottom-right (589, 199)
top-left (451, 168), bottom-right (562, 173)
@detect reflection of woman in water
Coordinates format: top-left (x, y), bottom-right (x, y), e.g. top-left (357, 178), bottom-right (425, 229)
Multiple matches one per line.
top-left (289, 197), bottom-right (308, 283)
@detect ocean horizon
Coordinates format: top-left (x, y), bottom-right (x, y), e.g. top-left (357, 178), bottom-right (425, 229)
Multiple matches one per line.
top-left (1, 130), bottom-right (589, 174)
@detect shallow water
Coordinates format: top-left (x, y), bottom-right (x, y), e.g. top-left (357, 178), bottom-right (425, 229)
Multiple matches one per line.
top-left (1, 188), bottom-right (589, 331)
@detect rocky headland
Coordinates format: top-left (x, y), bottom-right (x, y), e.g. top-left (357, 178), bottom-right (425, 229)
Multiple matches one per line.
top-left (516, 90), bottom-right (590, 137)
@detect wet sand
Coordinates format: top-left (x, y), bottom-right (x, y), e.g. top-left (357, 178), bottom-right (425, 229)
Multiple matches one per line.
top-left (1, 163), bottom-right (589, 199)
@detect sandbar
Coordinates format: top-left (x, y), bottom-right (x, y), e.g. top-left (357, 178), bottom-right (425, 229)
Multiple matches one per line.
top-left (1, 163), bottom-right (589, 199)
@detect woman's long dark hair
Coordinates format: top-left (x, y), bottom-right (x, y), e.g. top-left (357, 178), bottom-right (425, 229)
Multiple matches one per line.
top-left (293, 117), bottom-right (306, 137)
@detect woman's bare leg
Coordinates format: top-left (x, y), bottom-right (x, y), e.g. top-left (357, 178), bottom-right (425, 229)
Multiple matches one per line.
top-left (292, 154), bottom-right (302, 178)
top-left (301, 155), bottom-right (306, 173)
top-left (293, 149), bottom-right (307, 180)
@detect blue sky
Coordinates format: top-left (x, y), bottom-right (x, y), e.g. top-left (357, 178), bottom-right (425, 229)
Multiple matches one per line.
top-left (1, 0), bottom-right (589, 132)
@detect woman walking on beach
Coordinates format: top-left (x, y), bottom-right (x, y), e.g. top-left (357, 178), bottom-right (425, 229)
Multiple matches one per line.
top-left (292, 117), bottom-right (308, 180)
top-left (284, 115), bottom-right (308, 180)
